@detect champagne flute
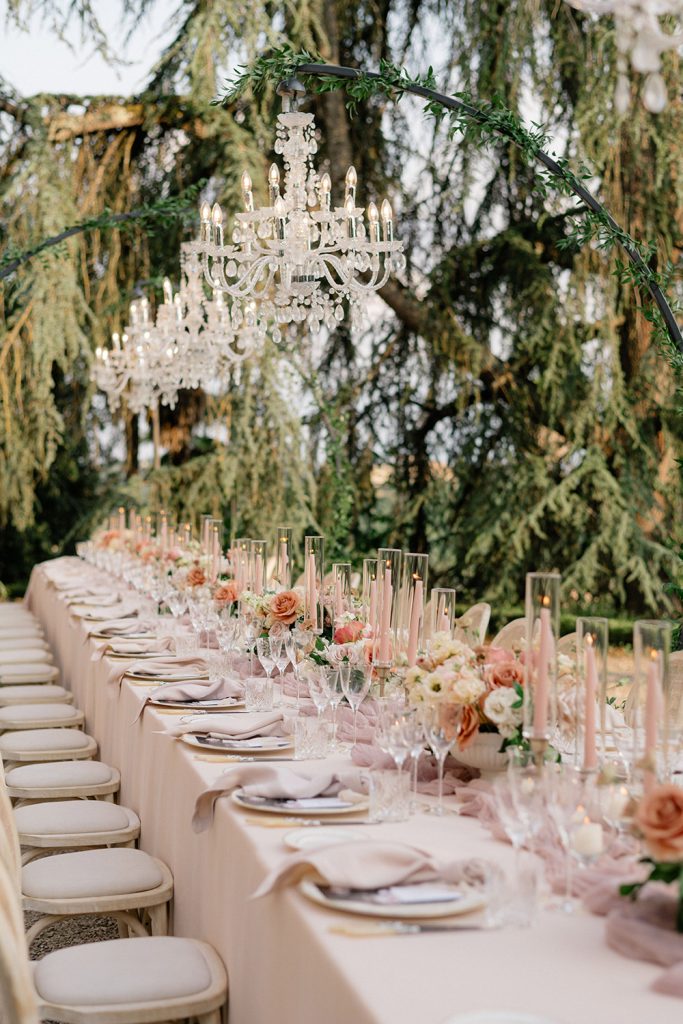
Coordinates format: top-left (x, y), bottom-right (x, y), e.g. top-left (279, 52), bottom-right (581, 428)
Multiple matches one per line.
top-left (320, 666), bottom-right (343, 750)
top-left (341, 664), bottom-right (371, 746)
top-left (256, 637), bottom-right (276, 680)
top-left (421, 703), bottom-right (457, 816)
top-left (401, 707), bottom-right (426, 810)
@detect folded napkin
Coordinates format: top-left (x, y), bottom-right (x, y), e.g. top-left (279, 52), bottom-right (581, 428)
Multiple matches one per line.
top-left (91, 636), bottom-right (174, 662)
top-left (73, 601), bottom-right (139, 620)
top-left (105, 654), bottom-right (207, 688)
top-left (192, 762), bottom-right (366, 831)
top-left (169, 710), bottom-right (286, 742)
top-left (132, 674), bottom-right (244, 722)
top-left (83, 618), bottom-right (144, 639)
top-left (604, 888), bottom-right (683, 999)
top-left (66, 592), bottom-right (120, 607)
top-left (253, 839), bottom-right (492, 899)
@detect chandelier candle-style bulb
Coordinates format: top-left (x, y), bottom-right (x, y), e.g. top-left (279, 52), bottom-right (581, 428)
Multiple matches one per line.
top-left (269, 164), bottom-right (281, 204)
top-left (367, 202), bottom-right (380, 243)
top-left (274, 196), bottom-right (287, 241)
top-left (112, 332), bottom-right (121, 350)
top-left (163, 277), bottom-right (173, 305)
top-left (345, 165), bottom-right (357, 202)
top-left (319, 172), bottom-right (332, 212)
top-left (381, 199), bottom-right (394, 243)
top-left (241, 171), bottom-right (254, 213)
top-left (211, 203), bottom-right (224, 246)
top-left (345, 195), bottom-right (357, 240)
top-left (200, 201), bottom-right (212, 242)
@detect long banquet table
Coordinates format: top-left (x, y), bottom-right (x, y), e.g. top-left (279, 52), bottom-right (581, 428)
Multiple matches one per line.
top-left (26, 557), bottom-right (683, 1024)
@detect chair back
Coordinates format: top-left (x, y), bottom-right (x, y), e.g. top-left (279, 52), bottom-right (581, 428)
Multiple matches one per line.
top-left (0, 856), bottom-right (39, 1024)
top-left (557, 632), bottom-right (577, 657)
top-left (491, 617), bottom-right (526, 652)
top-left (453, 602), bottom-right (491, 646)
top-left (0, 758), bottom-right (21, 892)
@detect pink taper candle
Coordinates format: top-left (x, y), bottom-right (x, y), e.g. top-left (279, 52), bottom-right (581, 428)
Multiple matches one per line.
top-left (255, 554), bottom-right (263, 595)
top-left (406, 577), bottom-right (423, 667)
top-left (369, 578), bottom-right (377, 632)
top-left (583, 635), bottom-right (598, 771)
top-left (378, 568), bottom-right (393, 664)
top-left (644, 650), bottom-right (660, 789)
top-left (532, 600), bottom-right (552, 738)
top-left (335, 577), bottom-right (344, 619)
top-left (307, 552), bottom-right (318, 626)
top-left (279, 540), bottom-right (288, 585)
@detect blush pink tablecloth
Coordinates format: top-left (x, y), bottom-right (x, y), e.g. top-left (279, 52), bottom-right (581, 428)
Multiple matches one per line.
top-left (27, 559), bottom-right (683, 1024)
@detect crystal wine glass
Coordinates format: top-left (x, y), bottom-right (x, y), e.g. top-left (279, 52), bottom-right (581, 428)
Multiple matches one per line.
top-left (421, 703), bottom-right (457, 816)
top-left (340, 663), bottom-right (371, 746)
top-left (256, 637), bottom-right (276, 680)
top-left (320, 666), bottom-right (343, 750)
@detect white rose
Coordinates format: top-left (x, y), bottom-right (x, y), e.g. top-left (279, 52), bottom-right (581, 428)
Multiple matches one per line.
top-left (450, 669), bottom-right (486, 705)
top-left (484, 688), bottom-right (523, 739)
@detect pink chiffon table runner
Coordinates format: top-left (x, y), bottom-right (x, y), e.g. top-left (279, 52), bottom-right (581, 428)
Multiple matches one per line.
top-left (26, 557), bottom-right (683, 1024)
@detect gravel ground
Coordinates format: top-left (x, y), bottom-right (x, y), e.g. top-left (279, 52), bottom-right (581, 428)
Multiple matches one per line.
top-left (25, 910), bottom-right (119, 959)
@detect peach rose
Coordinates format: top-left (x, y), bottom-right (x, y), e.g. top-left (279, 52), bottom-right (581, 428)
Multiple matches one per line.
top-left (214, 580), bottom-right (238, 604)
top-left (270, 590), bottom-right (300, 625)
top-left (637, 784), bottom-right (683, 862)
top-left (486, 661), bottom-right (524, 689)
top-left (165, 547), bottom-right (183, 563)
top-left (457, 704), bottom-right (480, 750)
top-left (186, 566), bottom-right (207, 588)
top-left (334, 621), bottom-right (364, 645)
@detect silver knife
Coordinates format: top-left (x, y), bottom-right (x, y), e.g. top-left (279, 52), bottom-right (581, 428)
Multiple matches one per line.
top-left (329, 920), bottom-right (491, 936)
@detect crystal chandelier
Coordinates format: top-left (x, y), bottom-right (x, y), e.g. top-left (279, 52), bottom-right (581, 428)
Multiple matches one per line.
top-left (92, 243), bottom-right (263, 414)
top-left (564, 0), bottom-right (683, 112)
top-left (187, 78), bottom-right (406, 339)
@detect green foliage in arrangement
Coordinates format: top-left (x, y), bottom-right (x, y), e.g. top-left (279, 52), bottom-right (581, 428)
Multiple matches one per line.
top-left (1, 1), bottom-right (682, 618)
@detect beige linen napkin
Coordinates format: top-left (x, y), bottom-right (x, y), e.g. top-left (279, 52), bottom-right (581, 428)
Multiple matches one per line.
top-left (168, 710), bottom-right (286, 742)
top-left (105, 654), bottom-right (207, 688)
top-left (132, 674), bottom-right (244, 722)
top-left (253, 840), bottom-right (491, 899)
top-left (83, 619), bottom-right (145, 639)
top-left (91, 636), bottom-right (174, 662)
top-left (192, 763), bottom-right (365, 831)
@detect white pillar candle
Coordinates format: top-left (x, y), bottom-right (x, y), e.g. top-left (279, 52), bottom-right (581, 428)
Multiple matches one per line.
top-left (571, 820), bottom-right (604, 858)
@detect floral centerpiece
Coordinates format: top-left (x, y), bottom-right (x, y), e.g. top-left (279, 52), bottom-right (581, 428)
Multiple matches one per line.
top-left (305, 618), bottom-right (367, 669)
top-left (621, 783), bottom-right (683, 932)
top-left (239, 587), bottom-right (305, 637)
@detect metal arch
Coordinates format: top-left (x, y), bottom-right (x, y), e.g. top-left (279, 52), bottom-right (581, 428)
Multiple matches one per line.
top-left (298, 61), bottom-right (683, 354)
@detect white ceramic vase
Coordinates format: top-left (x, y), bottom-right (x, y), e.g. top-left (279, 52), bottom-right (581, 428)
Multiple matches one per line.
top-left (454, 732), bottom-right (508, 778)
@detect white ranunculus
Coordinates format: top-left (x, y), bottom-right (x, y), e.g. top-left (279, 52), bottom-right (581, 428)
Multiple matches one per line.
top-left (484, 687), bottom-right (522, 739)
top-left (449, 669), bottom-right (486, 705)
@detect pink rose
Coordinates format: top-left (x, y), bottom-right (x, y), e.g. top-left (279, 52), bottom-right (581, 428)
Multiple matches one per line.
top-left (637, 784), bottom-right (683, 862)
top-left (475, 644), bottom-right (512, 665)
top-left (486, 661), bottom-right (524, 690)
top-left (270, 590), bottom-right (300, 625)
top-left (165, 547), bottom-right (183, 562)
top-left (457, 704), bottom-right (480, 750)
top-left (334, 621), bottom-right (364, 645)
top-left (214, 580), bottom-right (238, 604)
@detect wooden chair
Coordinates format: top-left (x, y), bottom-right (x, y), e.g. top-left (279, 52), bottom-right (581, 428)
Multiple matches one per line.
top-left (14, 799), bottom-right (141, 865)
top-left (557, 632), bottom-right (577, 657)
top-left (0, 649), bottom-right (54, 666)
top-left (0, 728), bottom-right (98, 771)
top-left (6, 760), bottom-right (120, 805)
top-left (0, 846), bottom-right (227, 1024)
top-left (491, 617), bottom-right (527, 652)
top-left (0, 638), bottom-right (50, 651)
top-left (0, 685), bottom-right (73, 707)
top-left (453, 602), bottom-right (491, 646)
top-left (0, 704), bottom-right (84, 733)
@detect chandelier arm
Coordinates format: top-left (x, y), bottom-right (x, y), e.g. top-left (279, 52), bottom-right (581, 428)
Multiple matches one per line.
top-left (296, 61), bottom-right (683, 355)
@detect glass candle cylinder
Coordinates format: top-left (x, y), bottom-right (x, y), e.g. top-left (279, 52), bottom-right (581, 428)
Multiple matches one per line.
top-left (249, 540), bottom-right (267, 596)
top-left (180, 522), bottom-right (192, 551)
top-left (143, 515), bottom-right (153, 542)
top-left (274, 526), bottom-right (293, 590)
top-left (209, 520), bottom-right (224, 583)
top-left (576, 617), bottom-right (609, 772)
top-left (127, 507), bottom-right (137, 532)
top-left (200, 515), bottom-right (213, 559)
top-left (332, 563), bottom-right (352, 622)
top-left (398, 553), bottom-right (428, 666)
top-left (375, 548), bottom-right (402, 667)
top-left (362, 558), bottom-right (379, 631)
top-left (232, 538), bottom-right (249, 595)
top-left (304, 536), bottom-right (325, 634)
top-left (633, 619), bottom-right (673, 785)
top-left (430, 587), bottom-right (457, 642)
top-left (157, 510), bottom-right (168, 553)
top-left (117, 506), bottom-right (126, 533)
top-left (523, 572), bottom-right (561, 743)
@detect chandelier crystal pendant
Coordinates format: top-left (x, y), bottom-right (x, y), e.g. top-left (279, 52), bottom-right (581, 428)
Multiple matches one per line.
top-left (188, 78), bottom-right (406, 339)
top-left (563, 0), bottom-right (683, 113)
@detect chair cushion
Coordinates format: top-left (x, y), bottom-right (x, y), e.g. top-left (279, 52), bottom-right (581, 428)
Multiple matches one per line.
top-left (22, 848), bottom-right (164, 899)
top-left (33, 937), bottom-right (212, 1006)
top-left (0, 665), bottom-right (59, 684)
top-left (14, 800), bottom-right (135, 836)
top-left (0, 649), bottom-right (53, 665)
top-left (0, 728), bottom-right (93, 753)
top-left (0, 638), bottom-right (49, 650)
top-left (0, 684), bottom-right (70, 705)
top-left (0, 704), bottom-right (81, 728)
top-left (6, 760), bottom-right (114, 790)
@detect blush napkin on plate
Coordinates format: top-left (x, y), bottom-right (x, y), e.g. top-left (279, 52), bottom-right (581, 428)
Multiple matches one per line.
top-left (91, 636), bottom-right (175, 662)
top-left (132, 674), bottom-right (244, 722)
top-left (105, 654), bottom-right (207, 688)
top-left (191, 762), bottom-right (367, 831)
top-left (251, 839), bottom-right (491, 899)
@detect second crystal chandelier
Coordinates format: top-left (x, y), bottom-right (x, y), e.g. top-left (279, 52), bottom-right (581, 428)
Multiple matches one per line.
top-left (190, 78), bottom-right (406, 339)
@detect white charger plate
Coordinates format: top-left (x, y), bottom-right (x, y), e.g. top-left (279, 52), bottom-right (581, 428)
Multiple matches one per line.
top-left (299, 878), bottom-right (485, 920)
top-left (126, 669), bottom-right (209, 683)
top-left (181, 734), bottom-right (293, 754)
top-left (233, 790), bottom-right (369, 816)
top-left (284, 827), bottom-right (372, 851)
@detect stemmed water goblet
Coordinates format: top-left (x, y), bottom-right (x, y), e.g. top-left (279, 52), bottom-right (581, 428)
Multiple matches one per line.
top-left (376, 707), bottom-right (412, 782)
top-left (284, 633), bottom-right (299, 703)
top-left (301, 663), bottom-right (331, 725)
top-left (542, 762), bottom-right (597, 913)
top-left (421, 703), bottom-right (458, 816)
top-left (401, 707), bottom-right (426, 810)
top-left (256, 638), bottom-right (276, 681)
top-left (320, 667), bottom-right (343, 751)
top-left (165, 588), bottom-right (186, 621)
top-left (340, 663), bottom-right (371, 746)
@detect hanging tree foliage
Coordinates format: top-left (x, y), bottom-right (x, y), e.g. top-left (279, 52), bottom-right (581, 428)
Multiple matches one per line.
top-left (1, 0), bottom-right (682, 612)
